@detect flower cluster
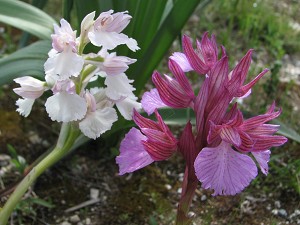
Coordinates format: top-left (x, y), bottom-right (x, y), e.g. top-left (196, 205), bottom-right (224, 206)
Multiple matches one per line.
top-left (116, 32), bottom-right (288, 195)
top-left (13, 11), bottom-right (141, 139)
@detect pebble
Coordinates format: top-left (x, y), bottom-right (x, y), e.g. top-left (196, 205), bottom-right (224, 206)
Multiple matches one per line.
top-left (201, 195), bottom-right (207, 201)
top-left (85, 218), bottom-right (91, 225)
top-left (278, 209), bottom-right (288, 217)
top-left (165, 184), bottom-right (172, 190)
top-left (70, 215), bottom-right (80, 223)
top-left (90, 188), bottom-right (99, 199)
top-left (272, 209), bottom-right (288, 218)
top-left (61, 222), bottom-right (71, 225)
top-left (188, 211), bottom-right (195, 217)
top-left (274, 200), bottom-right (281, 208)
top-left (177, 188), bottom-right (182, 194)
top-left (272, 209), bottom-right (279, 215)
top-left (290, 209), bottom-right (300, 218)
top-left (178, 173), bottom-right (184, 182)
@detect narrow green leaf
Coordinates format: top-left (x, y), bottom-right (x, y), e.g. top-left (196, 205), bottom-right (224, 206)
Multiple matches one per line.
top-left (273, 119), bottom-right (300, 143)
top-left (74, 0), bottom-right (99, 28)
top-left (0, 40), bottom-right (51, 84)
top-left (0, 0), bottom-right (56, 40)
top-left (63, 0), bottom-right (74, 22)
top-left (18, 0), bottom-right (49, 47)
top-left (127, 0), bottom-right (202, 94)
top-left (29, 198), bottom-right (55, 208)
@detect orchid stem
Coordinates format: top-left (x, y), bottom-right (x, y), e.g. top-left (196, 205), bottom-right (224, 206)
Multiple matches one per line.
top-left (0, 123), bottom-right (80, 225)
top-left (176, 166), bottom-right (198, 225)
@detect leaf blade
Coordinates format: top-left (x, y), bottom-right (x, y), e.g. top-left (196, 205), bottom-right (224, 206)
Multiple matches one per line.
top-left (0, 40), bottom-right (51, 84)
top-left (0, 0), bottom-right (56, 39)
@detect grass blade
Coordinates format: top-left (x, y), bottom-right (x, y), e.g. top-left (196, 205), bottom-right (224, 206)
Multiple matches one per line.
top-left (0, 40), bottom-right (51, 84)
top-left (0, 0), bottom-right (56, 40)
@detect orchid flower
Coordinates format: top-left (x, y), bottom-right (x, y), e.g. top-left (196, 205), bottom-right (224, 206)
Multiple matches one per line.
top-left (116, 32), bottom-right (287, 224)
top-left (13, 11), bottom-right (141, 138)
top-left (88, 10), bottom-right (139, 51)
top-left (1, 10), bottom-right (141, 225)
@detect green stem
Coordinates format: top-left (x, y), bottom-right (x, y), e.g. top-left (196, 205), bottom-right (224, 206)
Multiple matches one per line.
top-left (0, 123), bottom-right (80, 225)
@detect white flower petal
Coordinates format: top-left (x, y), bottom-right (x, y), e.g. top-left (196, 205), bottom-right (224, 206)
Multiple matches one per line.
top-left (116, 97), bottom-right (142, 120)
top-left (88, 30), bottom-right (132, 50)
top-left (125, 38), bottom-right (140, 52)
top-left (13, 76), bottom-right (45, 99)
top-left (79, 107), bottom-right (117, 139)
top-left (80, 11), bottom-right (96, 44)
top-left (105, 73), bottom-right (135, 100)
top-left (44, 50), bottom-right (84, 80)
top-left (45, 92), bottom-right (87, 122)
top-left (16, 98), bottom-right (35, 117)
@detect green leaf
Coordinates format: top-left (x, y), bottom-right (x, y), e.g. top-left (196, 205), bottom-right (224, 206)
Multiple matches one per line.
top-left (0, 0), bottom-right (56, 40)
top-left (273, 119), bottom-right (300, 143)
top-left (0, 40), bottom-right (51, 85)
top-left (29, 198), bottom-right (55, 208)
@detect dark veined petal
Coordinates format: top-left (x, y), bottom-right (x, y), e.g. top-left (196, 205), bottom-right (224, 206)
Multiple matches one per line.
top-left (142, 139), bottom-right (177, 161)
top-left (251, 135), bottom-right (288, 151)
top-left (133, 109), bottom-right (159, 130)
top-left (227, 50), bottom-right (253, 95)
top-left (168, 59), bottom-right (194, 98)
top-left (178, 122), bottom-right (198, 175)
top-left (152, 71), bottom-right (193, 108)
top-left (182, 35), bottom-right (209, 74)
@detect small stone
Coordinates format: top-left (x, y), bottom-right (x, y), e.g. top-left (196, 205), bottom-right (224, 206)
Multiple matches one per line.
top-left (28, 133), bottom-right (41, 144)
top-left (85, 218), bottom-right (91, 225)
top-left (178, 173), bottom-right (184, 182)
top-left (274, 200), bottom-right (281, 208)
top-left (266, 204), bottom-right (271, 211)
top-left (90, 188), bottom-right (99, 199)
top-left (61, 200), bottom-right (66, 205)
top-left (70, 215), bottom-right (80, 223)
top-left (61, 222), bottom-right (71, 225)
top-left (188, 211), bottom-right (195, 217)
top-left (165, 184), bottom-right (172, 190)
top-left (278, 209), bottom-right (288, 218)
top-left (201, 195), bottom-right (207, 201)
top-left (290, 209), bottom-right (300, 219)
top-left (272, 209), bottom-right (278, 215)
top-left (177, 188), bottom-right (182, 194)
